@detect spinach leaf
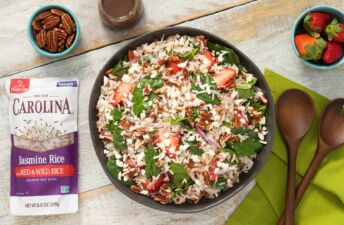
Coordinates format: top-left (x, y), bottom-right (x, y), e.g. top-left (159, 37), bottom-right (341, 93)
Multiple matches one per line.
top-left (108, 121), bottom-right (127, 152)
top-left (236, 77), bottom-right (257, 89)
top-left (169, 163), bottom-right (192, 190)
top-left (213, 176), bottom-right (227, 189)
top-left (112, 60), bottom-right (128, 77)
top-left (111, 108), bottom-right (122, 122)
top-left (250, 101), bottom-right (267, 112)
top-left (145, 147), bottom-right (160, 179)
top-left (166, 109), bottom-right (199, 125)
top-left (207, 42), bottom-right (242, 69)
top-left (229, 134), bottom-right (263, 157)
top-left (222, 121), bottom-right (231, 128)
top-left (107, 156), bottom-right (135, 186)
top-left (236, 88), bottom-right (255, 99)
top-left (179, 48), bottom-right (199, 60)
top-left (231, 127), bottom-right (251, 135)
top-left (192, 73), bottom-right (221, 105)
top-left (187, 145), bottom-right (203, 156)
top-left (132, 76), bottom-right (163, 115)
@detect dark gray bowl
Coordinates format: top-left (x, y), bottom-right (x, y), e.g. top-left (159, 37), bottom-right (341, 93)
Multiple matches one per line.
top-left (89, 27), bottom-right (276, 213)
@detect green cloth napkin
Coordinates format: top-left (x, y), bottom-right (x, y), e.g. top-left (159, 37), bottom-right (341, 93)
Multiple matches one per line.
top-left (226, 69), bottom-right (344, 225)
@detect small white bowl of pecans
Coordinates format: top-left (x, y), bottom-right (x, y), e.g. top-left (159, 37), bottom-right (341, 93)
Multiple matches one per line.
top-left (28, 4), bottom-right (80, 57)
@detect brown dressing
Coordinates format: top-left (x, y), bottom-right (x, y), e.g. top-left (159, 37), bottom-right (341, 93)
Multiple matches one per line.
top-left (99, 0), bottom-right (143, 28)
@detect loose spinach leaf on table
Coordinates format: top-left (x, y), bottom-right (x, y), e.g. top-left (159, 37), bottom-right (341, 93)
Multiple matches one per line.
top-left (107, 156), bottom-right (135, 186)
top-left (108, 121), bottom-right (127, 152)
top-left (169, 163), bottom-right (192, 190)
top-left (132, 76), bottom-right (163, 115)
top-left (145, 147), bottom-right (160, 179)
top-left (191, 73), bottom-right (221, 105)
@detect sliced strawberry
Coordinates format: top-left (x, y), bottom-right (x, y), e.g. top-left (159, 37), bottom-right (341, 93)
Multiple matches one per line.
top-left (157, 128), bottom-right (181, 158)
top-left (209, 167), bottom-right (218, 182)
top-left (143, 174), bottom-right (168, 192)
top-left (112, 82), bottom-right (134, 107)
top-left (203, 51), bottom-right (217, 66)
top-left (322, 41), bottom-right (343, 64)
top-left (213, 67), bottom-right (237, 89)
top-left (166, 59), bottom-right (184, 75)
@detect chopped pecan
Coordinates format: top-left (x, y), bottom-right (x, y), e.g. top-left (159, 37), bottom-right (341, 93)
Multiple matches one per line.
top-left (152, 193), bottom-right (170, 204)
top-left (35, 29), bottom-right (46, 48)
top-left (42, 15), bottom-right (60, 30)
top-left (119, 120), bottom-right (135, 128)
top-left (61, 13), bottom-right (75, 34)
top-left (65, 33), bottom-right (75, 49)
top-left (130, 185), bottom-right (141, 193)
top-left (196, 35), bottom-right (207, 49)
top-left (185, 108), bottom-right (193, 117)
top-left (105, 68), bottom-right (113, 75)
top-left (220, 133), bottom-right (239, 146)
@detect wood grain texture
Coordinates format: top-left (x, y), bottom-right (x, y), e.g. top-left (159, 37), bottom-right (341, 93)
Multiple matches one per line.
top-left (1, 0), bottom-right (344, 224)
top-left (0, 0), bottom-right (253, 76)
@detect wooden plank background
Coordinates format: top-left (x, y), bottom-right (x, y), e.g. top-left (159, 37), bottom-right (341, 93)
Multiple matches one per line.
top-left (0, 0), bottom-right (343, 224)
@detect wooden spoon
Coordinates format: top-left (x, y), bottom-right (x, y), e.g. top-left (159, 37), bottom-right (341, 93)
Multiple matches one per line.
top-left (277, 98), bottom-right (344, 225)
top-left (276, 89), bottom-right (315, 225)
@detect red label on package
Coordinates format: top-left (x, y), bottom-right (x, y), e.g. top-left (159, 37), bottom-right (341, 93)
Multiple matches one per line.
top-left (10, 79), bottom-right (30, 94)
top-left (14, 164), bottom-right (76, 178)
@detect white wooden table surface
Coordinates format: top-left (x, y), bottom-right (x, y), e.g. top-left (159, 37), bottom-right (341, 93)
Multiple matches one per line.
top-left (0, 0), bottom-right (343, 224)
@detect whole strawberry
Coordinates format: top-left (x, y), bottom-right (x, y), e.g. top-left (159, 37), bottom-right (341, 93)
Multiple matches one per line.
top-left (325, 18), bottom-right (344, 43)
top-left (322, 41), bottom-right (343, 64)
top-left (303, 12), bottom-right (331, 38)
top-left (294, 34), bottom-right (326, 60)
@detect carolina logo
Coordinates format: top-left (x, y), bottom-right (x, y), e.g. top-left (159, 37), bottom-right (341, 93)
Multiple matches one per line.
top-left (10, 79), bottom-right (30, 94)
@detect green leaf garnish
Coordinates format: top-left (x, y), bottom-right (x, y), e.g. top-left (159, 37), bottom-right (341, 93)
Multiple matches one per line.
top-left (213, 177), bottom-right (227, 189)
top-left (108, 121), bottom-right (127, 152)
top-left (132, 76), bottom-right (163, 115)
top-left (207, 42), bottom-right (244, 73)
top-left (187, 145), bottom-right (203, 156)
top-left (107, 156), bottom-right (135, 186)
top-left (236, 77), bottom-right (257, 89)
top-left (229, 134), bottom-right (263, 157)
top-left (223, 121), bottom-right (231, 128)
top-left (191, 73), bottom-right (221, 105)
top-left (112, 60), bottom-right (128, 77)
top-left (145, 147), bottom-right (160, 179)
top-left (169, 163), bottom-right (192, 190)
top-left (236, 88), bottom-right (255, 99)
top-left (179, 48), bottom-right (199, 60)
top-left (111, 108), bottom-right (122, 122)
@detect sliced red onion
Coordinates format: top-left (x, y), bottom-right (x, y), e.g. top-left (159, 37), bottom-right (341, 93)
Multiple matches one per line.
top-left (194, 123), bottom-right (221, 149)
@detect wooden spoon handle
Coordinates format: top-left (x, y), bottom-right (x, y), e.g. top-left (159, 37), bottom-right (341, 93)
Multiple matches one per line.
top-left (277, 149), bottom-right (326, 225)
top-left (284, 149), bottom-right (297, 225)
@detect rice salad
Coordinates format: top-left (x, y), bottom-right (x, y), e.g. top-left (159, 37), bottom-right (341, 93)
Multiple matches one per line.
top-left (96, 34), bottom-right (268, 204)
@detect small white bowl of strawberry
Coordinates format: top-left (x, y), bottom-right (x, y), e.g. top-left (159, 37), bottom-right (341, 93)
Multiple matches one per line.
top-left (291, 6), bottom-right (344, 69)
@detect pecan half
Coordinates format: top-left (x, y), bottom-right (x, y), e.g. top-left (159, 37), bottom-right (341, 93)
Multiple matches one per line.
top-left (34, 11), bottom-right (52, 21)
top-left (50, 8), bottom-right (65, 16)
top-left (35, 29), bottom-right (46, 48)
top-left (61, 13), bottom-right (75, 34)
top-left (65, 33), bottom-right (75, 49)
top-left (46, 30), bottom-right (58, 53)
top-left (54, 28), bottom-right (67, 41)
top-left (32, 20), bottom-right (42, 31)
top-left (42, 15), bottom-right (60, 30)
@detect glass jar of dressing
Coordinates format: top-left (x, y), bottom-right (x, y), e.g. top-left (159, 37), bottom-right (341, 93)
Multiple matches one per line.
top-left (98, 0), bottom-right (143, 28)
